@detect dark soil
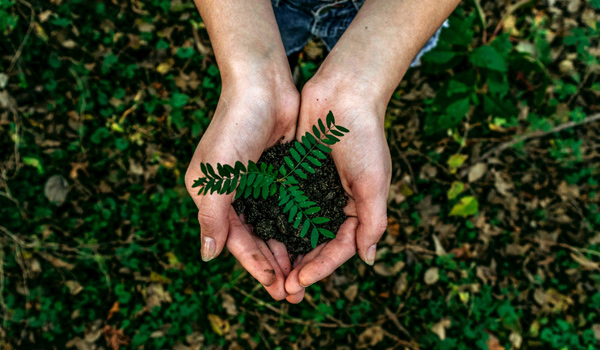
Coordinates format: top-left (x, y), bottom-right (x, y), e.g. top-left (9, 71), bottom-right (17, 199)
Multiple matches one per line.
top-left (232, 142), bottom-right (347, 256)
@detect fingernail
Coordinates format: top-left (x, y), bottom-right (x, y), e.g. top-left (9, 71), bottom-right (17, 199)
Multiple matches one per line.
top-left (201, 236), bottom-right (216, 262)
top-left (365, 244), bottom-right (376, 266)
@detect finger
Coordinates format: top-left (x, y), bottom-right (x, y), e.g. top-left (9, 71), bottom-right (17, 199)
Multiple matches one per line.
top-left (197, 194), bottom-right (232, 261)
top-left (251, 235), bottom-right (288, 301)
top-left (344, 197), bottom-right (357, 217)
top-left (267, 239), bottom-right (292, 278)
top-left (296, 217), bottom-right (358, 288)
top-left (353, 180), bottom-right (389, 266)
top-left (226, 210), bottom-right (277, 287)
top-left (284, 241), bottom-right (327, 295)
top-left (286, 290), bottom-right (305, 304)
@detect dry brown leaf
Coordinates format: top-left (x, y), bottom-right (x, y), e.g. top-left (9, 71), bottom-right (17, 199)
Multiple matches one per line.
top-left (486, 333), bottom-right (504, 350)
top-left (424, 267), bottom-right (439, 285)
top-left (344, 284), bottom-right (358, 302)
top-left (102, 325), bottom-right (130, 350)
top-left (358, 326), bottom-right (384, 348)
top-left (431, 318), bottom-right (451, 340)
top-left (468, 163), bottom-right (487, 183)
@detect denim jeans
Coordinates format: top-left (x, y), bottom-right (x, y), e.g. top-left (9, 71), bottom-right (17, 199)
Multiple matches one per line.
top-left (272, 0), bottom-right (448, 67)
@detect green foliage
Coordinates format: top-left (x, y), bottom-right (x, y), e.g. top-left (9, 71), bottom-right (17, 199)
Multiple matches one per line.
top-left (192, 112), bottom-right (347, 248)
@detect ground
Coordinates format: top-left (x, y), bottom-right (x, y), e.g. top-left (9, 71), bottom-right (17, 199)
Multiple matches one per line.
top-left (1, 0), bottom-right (600, 349)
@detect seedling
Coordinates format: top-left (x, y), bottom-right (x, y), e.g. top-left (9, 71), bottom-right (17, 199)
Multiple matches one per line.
top-left (192, 111), bottom-right (349, 248)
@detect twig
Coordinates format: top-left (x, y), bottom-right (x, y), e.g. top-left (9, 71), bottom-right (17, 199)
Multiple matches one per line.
top-left (488, 0), bottom-right (535, 43)
top-left (8, 0), bottom-right (35, 73)
top-left (475, 113), bottom-right (600, 163)
top-left (0, 248), bottom-right (7, 329)
top-left (567, 68), bottom-right (594, 106)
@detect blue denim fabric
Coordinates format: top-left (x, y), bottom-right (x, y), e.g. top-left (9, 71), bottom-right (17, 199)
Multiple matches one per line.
top-left (272, 0), bottom-right (448, 67)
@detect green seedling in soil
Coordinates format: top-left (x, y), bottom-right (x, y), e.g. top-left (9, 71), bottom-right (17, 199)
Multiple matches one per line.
top-left (192, 111), bottom-right (348, 248)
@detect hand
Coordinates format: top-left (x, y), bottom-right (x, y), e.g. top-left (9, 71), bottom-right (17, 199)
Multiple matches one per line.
top-left (185, 80), bottom-right (299, 301)
top-left (284, 76), bottom-right (391, 303)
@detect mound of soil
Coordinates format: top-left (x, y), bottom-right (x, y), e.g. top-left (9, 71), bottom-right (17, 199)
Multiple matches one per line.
top-left (233, 142), bottom-right (347, 256)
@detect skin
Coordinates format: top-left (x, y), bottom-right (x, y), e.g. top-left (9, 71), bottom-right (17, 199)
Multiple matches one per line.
top-left (187, 0), bottom-right (461, 302)
top-left (185, 0), bottom-right (296, 300)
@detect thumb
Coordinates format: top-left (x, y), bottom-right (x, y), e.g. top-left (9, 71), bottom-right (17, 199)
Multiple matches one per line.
top-left (198, 194), bottom-right (231, 261)
top-left (353, 179), bottom-right (389, 266)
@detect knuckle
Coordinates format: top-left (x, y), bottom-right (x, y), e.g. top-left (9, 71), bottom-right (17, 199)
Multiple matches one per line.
top-left (197, 208), bottom-right (218, 229)
top-left (374, 216), bottom-right (389, 236)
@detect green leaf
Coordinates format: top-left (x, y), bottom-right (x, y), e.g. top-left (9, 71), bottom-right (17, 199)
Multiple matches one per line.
top-left (270, 183), bottom-right (277, 196)
top-left (310, 227), bottom-right (319, 248)
top-left (284, 156), bottom-right (294, 170)
top-left (228, 176), bottom-right (238, 194)
top-left (300, 220), bottom-right (310, 237)
top-left (295, 141), bottom-right (306, 155)
top-left (224, 164), bottom-right (236, 175)
top-left (316, 144), bottom-right (332, 153)
top-left (318, 228), bottom-right (335, 238)
top-left (255, 173), bottom-right (264, 187)
top-left (318, 119), bottom-right (326, 133)
top-left (306, 132), bottom-right (317, 145)
top-left (312, 125), bottom-right (321, 138)
top-left (336, 125), bottom-right (349, 133)
top-left (201, 163), bottom-right (208, 177)
top-left (244, 185), bottom-right (252, 198)
top-left (305, 207), bottom-right (321, 215)
top-left (331, 130), bottom-right (344, 137)
top-left (312, 150), bottom-right (326, 159)
top-left (239, 175), bottom-right (247, 191)
top-left (206, 163), bottom-right (217, 178)
top-left (294, 169), bottom-right (307, 179)
top-left (248, 160), bottom-right (259, 172)
top-left (279, 165), bottom-right (287, 176)
top-left (449, 196), bottom-right (479, 217)
top-left (293, 214), bottom-right (302, 229)
top-left (283, 201), bottom-right (294, 213)
top-left (326, 111), bottom-right (335, 128)
top-left (217, 164), bottom-right (229, 177)
top-left (290, 148), bottom-right (301, 162)
top-left (447, 154), bottom-right (468, 174)
top-left (469, 45), bottom-right (507, 72)
top-left (301, 163), bottom-right (315, 174)
top-left (261, 184), bottom-right (269, 199)
top-left (289, 206), bottom-right (298, 223)
top-left (252, 185), bottom-right (260, 199)
top-left (307, 156), bottom-right (322, 167)
top-left (447, 181), bottom-right (465, 200)
top-left (299, 201), bottom-right (316, 208)
top-left (301, 135), bottom-right (311, 147)
top-left (247, 173), bottom-right (256, 186)
top-left (312, 217), bottom-right (330, 224)
top-left (278, 193), bottom-right (289, 206)
top-left (235, 188), bottom-right (244, 200)
top-left (221, 179), bottom-right (230, 194)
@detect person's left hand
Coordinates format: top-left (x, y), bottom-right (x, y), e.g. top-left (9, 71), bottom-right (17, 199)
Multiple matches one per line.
top-left (283, 75), bottom-right (392, 303)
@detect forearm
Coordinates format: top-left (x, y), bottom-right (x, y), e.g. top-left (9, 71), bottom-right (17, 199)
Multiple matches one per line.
top-left (315, 0), bottom-right (460, 107)
top-left (194, 0), bottom-right (292, 87)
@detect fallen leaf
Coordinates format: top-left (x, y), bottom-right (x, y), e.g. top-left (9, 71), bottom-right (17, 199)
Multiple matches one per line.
top-left (44, 175), bottom-right (69, 205)
top-left (447, 154), bottom-right (468, 174)
top-left (344, 284), bottom-right (358, 302)
top-left (102, 325), bottom-right (129, 350)
top-left (447, 181), bottom-right (465, 200)
top-left (207, 314), bottom-right (229, 336)
top-left (449, 196), bottom-right (479, 217)
top-left (424, 267), bottom-right (439, 285)
top-left (393, 272), bottom-right (408, 295)
top-left (431, 318), bottom-right (451, 340)
top-left (486, 333), bottom-right (504, 350)
top-left (468, 163), bottom-right (487, 182)
top-left (65, 280), bottom-right (83, 295)
top-left (509, 332), bottom-right (523, 349)
top-left (358, 326), bottom-right (384, 348)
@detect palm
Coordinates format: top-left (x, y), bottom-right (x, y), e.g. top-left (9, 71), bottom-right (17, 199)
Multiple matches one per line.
top-left (284, 87), bottom-right (391, 303)
top-left (185, 87), bottom-right (299, 300)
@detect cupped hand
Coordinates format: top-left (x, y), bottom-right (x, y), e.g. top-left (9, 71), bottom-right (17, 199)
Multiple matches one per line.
top-left (284, 78), bottom-right (392, 303)
top-left (185, 81), bottom-right (299, 300)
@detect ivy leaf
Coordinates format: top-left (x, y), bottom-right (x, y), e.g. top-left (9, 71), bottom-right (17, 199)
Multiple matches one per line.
top-left (449, 196), bottom-right (479, 217)
top-left (469, 45), bottom-right (507, 72)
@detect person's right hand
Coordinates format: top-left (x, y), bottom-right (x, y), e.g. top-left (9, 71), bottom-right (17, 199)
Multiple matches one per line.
top-left (185, 77), bottom-right (299, 301)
